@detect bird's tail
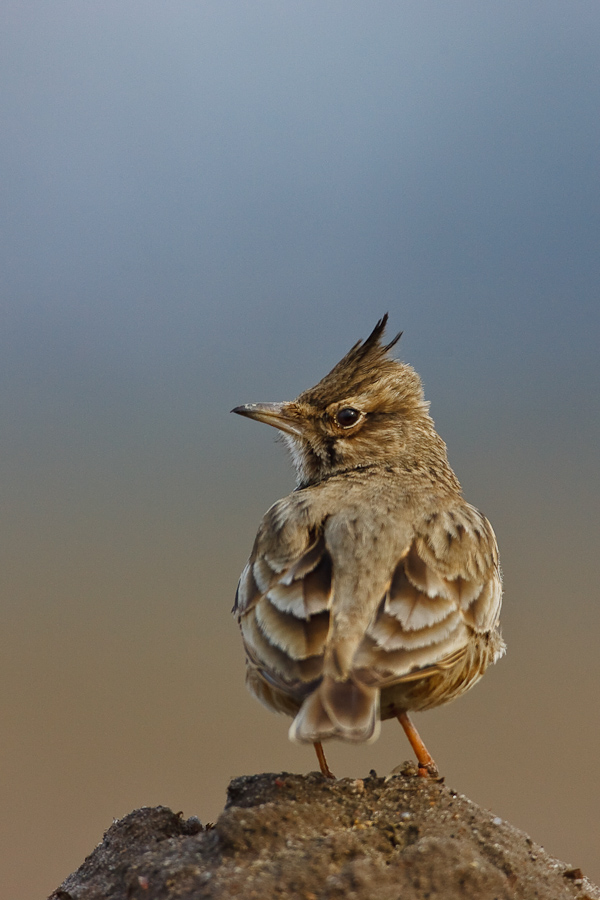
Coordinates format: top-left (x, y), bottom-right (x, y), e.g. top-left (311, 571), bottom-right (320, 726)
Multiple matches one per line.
top-left (288, 676), bottom-right (380, 744)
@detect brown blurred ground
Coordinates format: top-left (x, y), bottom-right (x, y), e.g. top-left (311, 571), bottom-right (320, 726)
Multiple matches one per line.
top-left (1, 429), bottom-right (599, 898)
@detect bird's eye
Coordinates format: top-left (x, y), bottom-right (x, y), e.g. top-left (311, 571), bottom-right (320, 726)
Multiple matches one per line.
top-left (335, 407), bottom-right (361, 428)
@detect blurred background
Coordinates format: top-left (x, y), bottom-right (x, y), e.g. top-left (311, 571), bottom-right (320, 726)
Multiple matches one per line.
top-left (1, 2), bottom-right (599, 896)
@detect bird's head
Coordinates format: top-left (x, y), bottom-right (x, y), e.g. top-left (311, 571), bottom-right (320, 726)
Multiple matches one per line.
top-left (233, 315), bottom-right (446, 487)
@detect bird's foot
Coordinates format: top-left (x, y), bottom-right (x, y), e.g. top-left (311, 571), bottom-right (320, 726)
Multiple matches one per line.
top-left (313, 741), bottom-right (335, 779)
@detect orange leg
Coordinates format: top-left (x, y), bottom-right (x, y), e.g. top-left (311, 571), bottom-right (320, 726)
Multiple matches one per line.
top-left (396, 711), bottom-right (439, 777)
top-left (314, 741), bottom-right (335, 779)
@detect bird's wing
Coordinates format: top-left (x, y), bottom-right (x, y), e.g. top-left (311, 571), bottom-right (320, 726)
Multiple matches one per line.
top-left (233, 498), bottom-right (333, 702)
top-left (354, 502), bottom-right (503, 687)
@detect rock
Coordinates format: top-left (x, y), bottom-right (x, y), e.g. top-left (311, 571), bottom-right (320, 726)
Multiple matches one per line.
top-left (49, 770), bottom-right (600, 900)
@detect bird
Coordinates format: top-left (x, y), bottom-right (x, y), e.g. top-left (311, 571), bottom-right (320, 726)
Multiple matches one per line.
top-left (232, 315), bottom-right (504, 779)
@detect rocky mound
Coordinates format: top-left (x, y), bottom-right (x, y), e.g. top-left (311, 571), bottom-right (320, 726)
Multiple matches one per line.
top-left (50, 768), bottom-right (598, 900)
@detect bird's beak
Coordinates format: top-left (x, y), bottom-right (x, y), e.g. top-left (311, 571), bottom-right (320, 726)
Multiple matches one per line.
top-left (231, 402), bottom-right (302, 437)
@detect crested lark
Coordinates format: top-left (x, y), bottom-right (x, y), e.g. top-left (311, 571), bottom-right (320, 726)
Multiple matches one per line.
top-left (232, 315), bottom-right (504, 778)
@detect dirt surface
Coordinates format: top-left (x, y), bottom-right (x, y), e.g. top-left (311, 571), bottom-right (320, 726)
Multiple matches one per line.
top-left (50, 767), bottom-right (598, 900)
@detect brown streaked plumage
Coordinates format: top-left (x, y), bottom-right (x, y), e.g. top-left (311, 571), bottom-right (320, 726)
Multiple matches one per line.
top-left (232, 315), bottom-right (504, 777)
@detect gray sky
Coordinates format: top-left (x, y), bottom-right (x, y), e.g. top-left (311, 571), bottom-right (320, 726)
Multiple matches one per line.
top-left (1, 3), bottom-right (599, 896)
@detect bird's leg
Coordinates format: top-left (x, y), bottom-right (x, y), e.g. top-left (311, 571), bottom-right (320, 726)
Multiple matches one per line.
top-left (396, 711), bottom-right (439, 777)
top-left (313, 741), bottom-right (335, 779)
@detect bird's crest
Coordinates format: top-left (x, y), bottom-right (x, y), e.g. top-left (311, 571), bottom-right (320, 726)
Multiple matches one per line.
top-left (298, 314), bottom-right (404, 406)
